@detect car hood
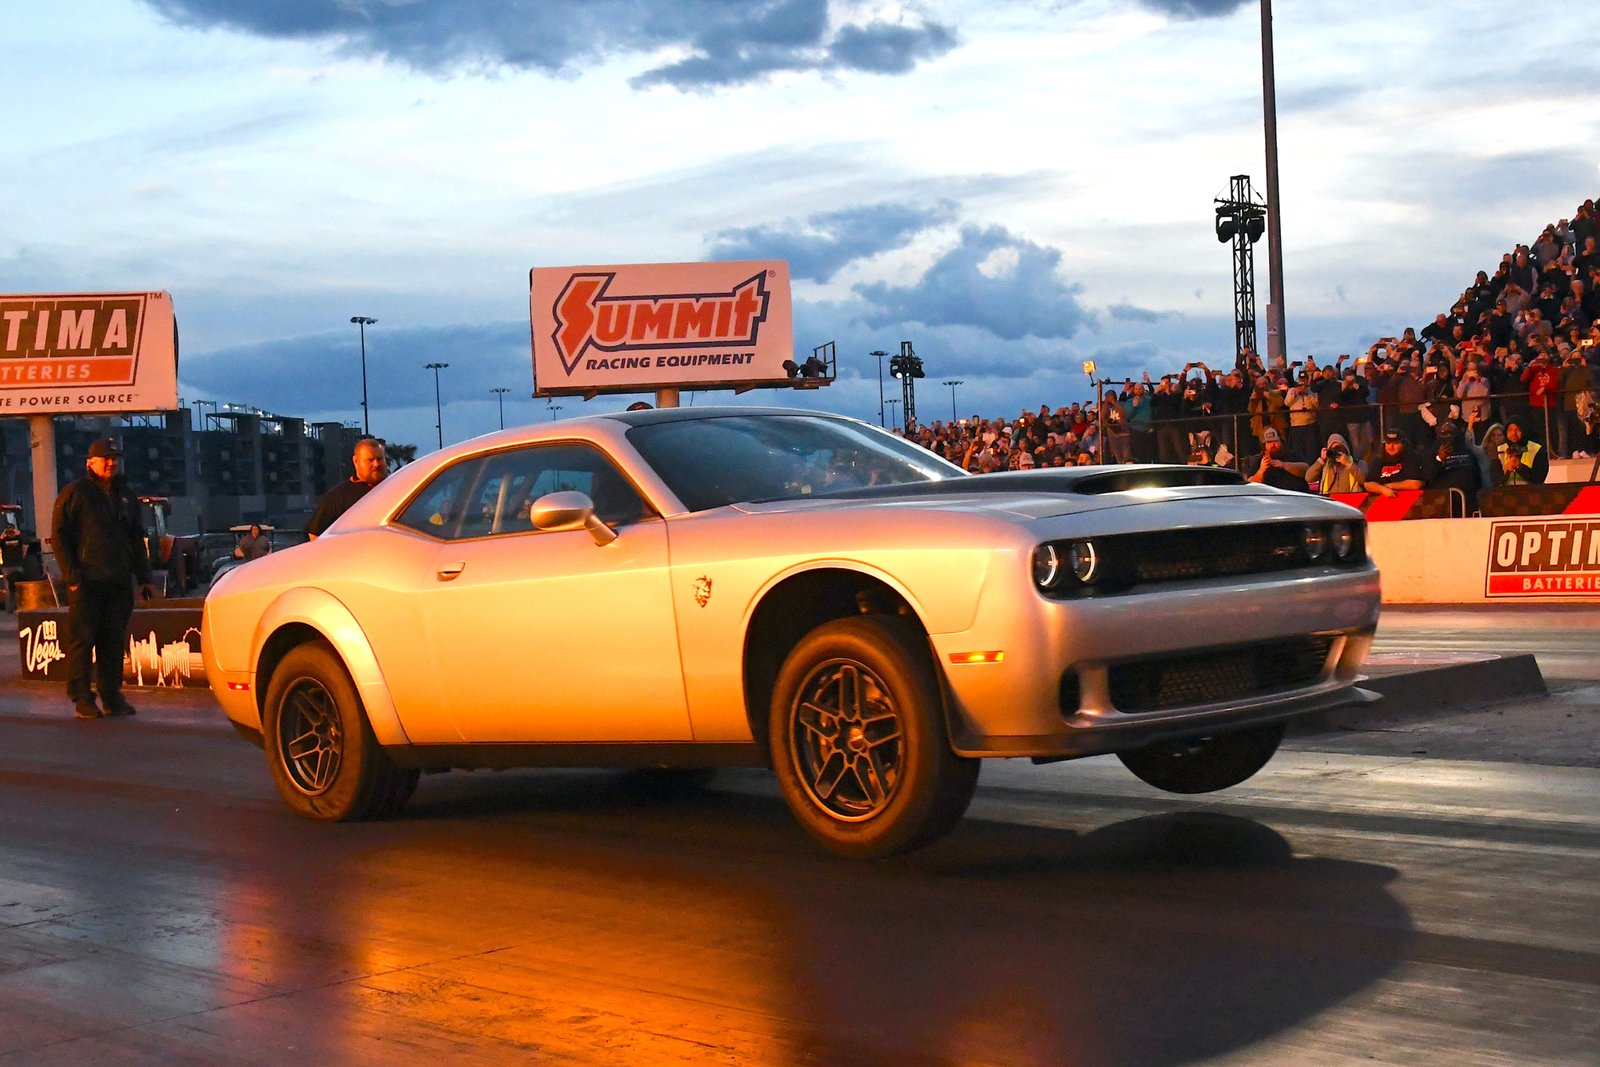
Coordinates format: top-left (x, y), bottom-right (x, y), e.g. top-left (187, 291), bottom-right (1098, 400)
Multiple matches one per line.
top-left (732, 466), bottom-right (1287, 520)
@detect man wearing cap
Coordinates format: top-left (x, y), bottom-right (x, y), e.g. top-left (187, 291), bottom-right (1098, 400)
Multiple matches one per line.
top-left (1417, 420), bottom-right (1483, 514)
top-left (1244, 426), bottom-right (1311, 493)
top-left (1364, 430), bottom-right (1426, 498)
top-left (51, 438), bottom-right (158, 720)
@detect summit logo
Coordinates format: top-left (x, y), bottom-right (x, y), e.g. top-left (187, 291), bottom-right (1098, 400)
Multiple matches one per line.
top-left (551, 271), bottom-right (770, 374)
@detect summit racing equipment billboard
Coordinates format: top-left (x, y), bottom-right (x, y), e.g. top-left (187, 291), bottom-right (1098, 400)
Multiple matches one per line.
top-left (530, 261), bottom-right (792, 397)
top-left (0, 291), bottom-right (178, 414)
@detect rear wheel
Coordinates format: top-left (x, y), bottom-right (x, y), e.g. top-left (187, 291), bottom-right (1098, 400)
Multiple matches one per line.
top-left (262, 642), bottom-right (418, 821)
top-left (769, 616), bottom-right (978, 858)
top-left (1117, 722), bottom-right (1286, 794)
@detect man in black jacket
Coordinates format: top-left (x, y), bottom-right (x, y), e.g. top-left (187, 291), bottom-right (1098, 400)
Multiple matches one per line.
top-left (51, 438), bottom-right (157, 720)
top-left (307, 437), bottom-right (387, 539)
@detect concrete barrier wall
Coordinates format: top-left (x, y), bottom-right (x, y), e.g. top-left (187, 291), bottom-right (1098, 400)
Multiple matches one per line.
top-left (1369, 517), bottom-right (1600, 604)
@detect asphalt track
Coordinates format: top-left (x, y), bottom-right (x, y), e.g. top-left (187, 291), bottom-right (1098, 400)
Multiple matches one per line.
top-left (0, 607), bottom-right (1596, 1065)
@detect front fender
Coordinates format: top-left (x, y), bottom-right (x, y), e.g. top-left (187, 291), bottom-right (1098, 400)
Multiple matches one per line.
top-left (252, 587), bottom-right (412, 747)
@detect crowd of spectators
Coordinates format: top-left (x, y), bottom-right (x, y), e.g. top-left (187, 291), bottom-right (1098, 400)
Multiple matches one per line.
top-left (902, 197), bottom-right (1600, 502)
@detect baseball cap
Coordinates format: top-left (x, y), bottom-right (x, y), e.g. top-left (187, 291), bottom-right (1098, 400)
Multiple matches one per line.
top-left (1260, 427), bottom-right (1283, 444)
top-left (87, 438), bottom-right (122, 459)
top-left (1383, 429), bottom-right (1404, 443)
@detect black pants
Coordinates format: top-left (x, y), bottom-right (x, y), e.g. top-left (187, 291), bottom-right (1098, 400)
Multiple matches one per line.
top-left (64, 580), bottom-right (134, 706)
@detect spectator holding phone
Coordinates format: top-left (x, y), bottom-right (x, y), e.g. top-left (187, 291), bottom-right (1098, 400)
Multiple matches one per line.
top-left (1245, 427), bottom-right (1311, 492)
top-left (1499, 417), bottom-right (1549, 484)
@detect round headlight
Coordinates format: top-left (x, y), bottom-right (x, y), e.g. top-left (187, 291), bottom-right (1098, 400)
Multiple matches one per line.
top-left (1032, 543), bottom-right (1062, 589)
top-left (1331, 521), bottom-right (1355, 559)
top-left (1068, 540), bottom-right (1099, 584)
top-left (1301, 524), bottom-right (1329, 560)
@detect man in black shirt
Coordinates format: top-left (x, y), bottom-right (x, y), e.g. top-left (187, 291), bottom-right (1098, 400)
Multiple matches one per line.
top-left (1245, 427), bottom-right (1310, 492)
top-left (308, 438), bottom-right (388, 539)
top-left (51, 438), bottom-right (159, 720)
top-left (1364, 430), bottom-right (1425, 497)
top-left (1417, 421), bottom-right (1482, 514)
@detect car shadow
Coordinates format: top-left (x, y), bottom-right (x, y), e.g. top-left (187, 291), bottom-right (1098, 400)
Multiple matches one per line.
top-left (323, 771), bottom-right (1411, 1065)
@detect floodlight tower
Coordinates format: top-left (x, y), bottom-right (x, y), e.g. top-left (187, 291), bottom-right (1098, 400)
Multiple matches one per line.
top-left (888, 340), bottom-right (925, 432)
top-left (1214, 175), bottom-right (1267, 369)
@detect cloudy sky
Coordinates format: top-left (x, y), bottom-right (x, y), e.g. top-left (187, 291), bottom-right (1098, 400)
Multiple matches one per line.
top-left (4, 0), bottom-right (1597, 450)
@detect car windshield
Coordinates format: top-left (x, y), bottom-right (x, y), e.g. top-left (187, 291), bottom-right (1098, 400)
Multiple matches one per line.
top-left (628, 414), bottom-right (965, 511)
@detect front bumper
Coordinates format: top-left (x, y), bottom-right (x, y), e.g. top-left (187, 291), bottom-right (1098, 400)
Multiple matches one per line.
top-left (930, 564), bottom-right (1381, 760)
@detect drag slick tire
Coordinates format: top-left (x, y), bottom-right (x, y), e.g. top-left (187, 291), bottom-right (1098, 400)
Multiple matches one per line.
top-left (770, 616), bottom-right (979, 859)
top-left (1116, 721), bottom-right (1286, 795)
top-left (262, 642), bottom-right (419, 821)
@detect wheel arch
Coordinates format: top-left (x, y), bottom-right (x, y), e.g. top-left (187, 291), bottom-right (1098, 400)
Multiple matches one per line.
top-left (250, 587), bottom-right (412, 747)
top-left (741, 565), bottom-right (945, 759)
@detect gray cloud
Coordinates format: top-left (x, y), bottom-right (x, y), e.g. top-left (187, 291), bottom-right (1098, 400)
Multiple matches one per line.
top-left (854, 225), bottom-right (1095, 342)
top-left (140, 0), bottom-right (957, 90)
top-left (708, 200), bottom-right (957, 281)
top-left (1134, 0), bottom-right (1250, 19)
top-left (1108, 302), bottom-right (1180, 323)
top-left (180, 320), bottom-right (532, 427)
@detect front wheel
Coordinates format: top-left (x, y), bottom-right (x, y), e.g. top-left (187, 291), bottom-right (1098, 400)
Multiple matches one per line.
top-left (1117, 722), bottom-right (1286, 795)
top-left (261, 642), bottom-right (419, 821)
top-left (769, 616), bottom-right (978, 859)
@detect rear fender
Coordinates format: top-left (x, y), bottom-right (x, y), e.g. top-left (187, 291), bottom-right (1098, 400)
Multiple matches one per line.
top-left (253, 587), bottom-right (412, 746)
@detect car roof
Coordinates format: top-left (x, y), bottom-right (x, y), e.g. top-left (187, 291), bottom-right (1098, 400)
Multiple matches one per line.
top-left (597, 404), bottom-right (856, 429)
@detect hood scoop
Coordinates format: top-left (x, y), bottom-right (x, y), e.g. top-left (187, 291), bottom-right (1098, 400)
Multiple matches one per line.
top-left (815, 465), bottom-right (1245, 504)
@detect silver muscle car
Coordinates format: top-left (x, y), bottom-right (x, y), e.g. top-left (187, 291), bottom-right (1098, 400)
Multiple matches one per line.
top-left (203, 407), bottom-right (1380, 857)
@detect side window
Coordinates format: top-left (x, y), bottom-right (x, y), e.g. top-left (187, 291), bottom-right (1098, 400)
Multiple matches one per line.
top-left (395, 445), bottom-right (650, 540)
top-left (507, 444), bottom-right (651, 531)
top-left (395, 457), bottom-right (484, 538)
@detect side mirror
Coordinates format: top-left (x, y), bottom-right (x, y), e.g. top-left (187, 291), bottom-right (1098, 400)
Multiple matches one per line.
top-left (529, 491), bottom-right (617, 546)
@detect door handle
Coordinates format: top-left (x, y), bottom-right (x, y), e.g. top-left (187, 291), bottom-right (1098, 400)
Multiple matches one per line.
top-left (436, 561), bottom-right (465, 581)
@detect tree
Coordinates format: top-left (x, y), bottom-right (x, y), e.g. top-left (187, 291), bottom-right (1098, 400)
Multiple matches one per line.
top-left (384, 442), bottom-right (418, 470)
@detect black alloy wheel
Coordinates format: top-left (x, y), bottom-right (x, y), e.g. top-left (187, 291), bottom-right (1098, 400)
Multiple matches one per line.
top-left (277, 676), bottom-right (344, 796)
top-left (262, 642), bottom-right (419, 821)
top-left (789, 658), bottom-right (905, 821)
top-left (770, 615), bottom-right (978, 858)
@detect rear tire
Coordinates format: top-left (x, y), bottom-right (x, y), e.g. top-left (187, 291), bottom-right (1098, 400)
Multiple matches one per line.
top-left (769, 616), bottom-right (978, 858)
top-left (261, 642), bottom-right (419, 821)
top-left (1117, 722), bottom-right (1286, 794)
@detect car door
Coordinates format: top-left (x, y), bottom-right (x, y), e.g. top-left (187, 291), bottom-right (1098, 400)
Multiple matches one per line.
top-left (396, 442), bottom-right (691, 743)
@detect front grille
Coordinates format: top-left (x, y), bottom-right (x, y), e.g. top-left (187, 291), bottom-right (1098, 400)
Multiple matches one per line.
top-left (1101, 635), bottom-right (1336, 713)
top-left (1128, 524), bottom-right (1311, 583)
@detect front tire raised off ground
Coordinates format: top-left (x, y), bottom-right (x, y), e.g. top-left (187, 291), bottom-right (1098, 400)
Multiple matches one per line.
top-left (769, 615), bottom-right (978, 858)
top-left (1116, 721), bottom-right (1286, 794)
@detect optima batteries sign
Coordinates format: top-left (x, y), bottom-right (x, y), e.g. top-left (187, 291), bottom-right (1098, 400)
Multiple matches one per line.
top-left (1486, 518), bottom-right (1600, 596)
top-left (530, 261), bottom-right (791, 397)
top-left (0, 292), bottom-right (177, 413)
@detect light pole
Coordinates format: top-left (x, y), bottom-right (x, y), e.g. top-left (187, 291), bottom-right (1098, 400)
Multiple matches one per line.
top-left (491, 387), bottom-right (510, 429)
top-left (425, 362), bottom-right (449, 449)
top-left (942, 379), bottom-right (963, 423)
top-left (870, 349), bottom-right (888, 427)
top-left (885, 398), bottom-right (900, 432)
top-left (350, 316), bottom-right (377, 435)
top-left (1259, 0), bottom-right (1287, 364)
top-left (548, 402), bottom-right (563, 421)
